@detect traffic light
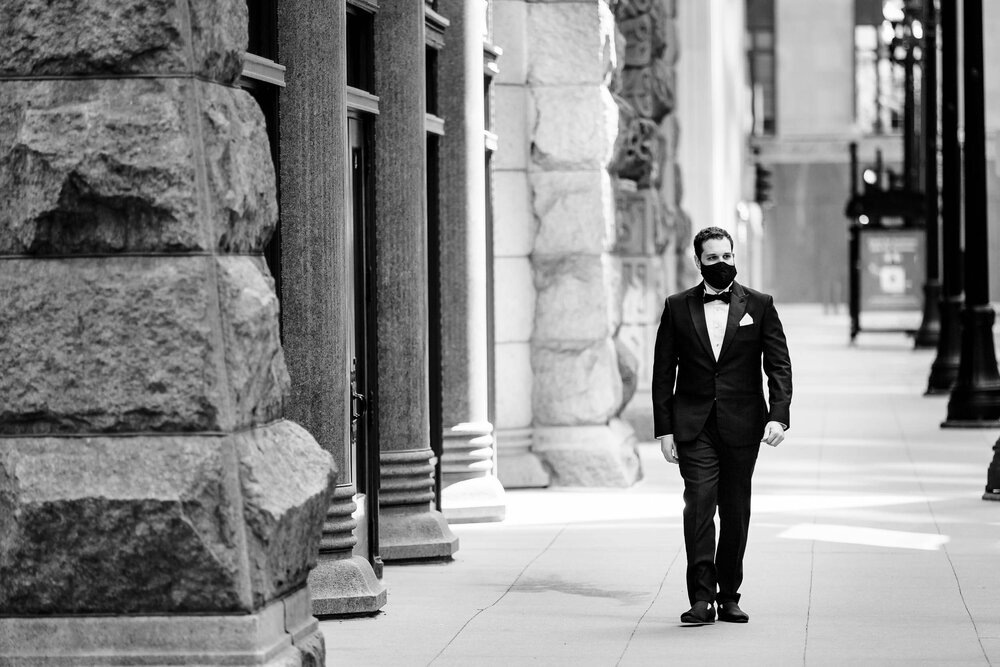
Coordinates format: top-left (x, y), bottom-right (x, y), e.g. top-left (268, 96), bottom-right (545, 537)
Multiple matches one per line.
top-left (754, 163), bottom-right (773, 208)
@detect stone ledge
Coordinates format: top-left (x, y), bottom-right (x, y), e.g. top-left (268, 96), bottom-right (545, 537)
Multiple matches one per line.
top-left (0, 587), bottom-right (319, 666)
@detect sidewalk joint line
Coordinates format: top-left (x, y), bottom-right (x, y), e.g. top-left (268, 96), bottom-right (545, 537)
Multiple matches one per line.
top-left (425, 526), bottom-right (567, 667)
top-left (802, 537), bottom-right (816, 666)
top-left (894, 407), bottom-right (992, 666)
top-left (803, 412), bottom-right (827, 666)
top-left (615, 544), bottom-right (681, 667)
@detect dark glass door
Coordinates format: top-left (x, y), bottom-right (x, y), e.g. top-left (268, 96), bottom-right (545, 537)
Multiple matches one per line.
top-left (347, 112), bottom-right (382, 577)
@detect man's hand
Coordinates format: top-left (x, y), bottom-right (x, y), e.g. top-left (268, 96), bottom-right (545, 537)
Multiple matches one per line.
top-left (761, 421), bottom-right (785, 447)
top-left (659, 435), bottom-right (678, 464)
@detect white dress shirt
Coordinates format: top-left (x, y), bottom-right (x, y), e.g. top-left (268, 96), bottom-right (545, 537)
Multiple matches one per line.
top-left (704, 282), bottom-right (732, 361)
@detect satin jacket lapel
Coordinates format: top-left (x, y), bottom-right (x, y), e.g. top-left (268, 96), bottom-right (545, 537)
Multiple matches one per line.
top-left (687, 286), bottom-right (714, 360)
top-left (718, 282), bottom-right (748, 362)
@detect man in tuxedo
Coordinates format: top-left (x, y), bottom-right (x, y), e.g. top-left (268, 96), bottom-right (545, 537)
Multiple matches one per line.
top-left (652, 226), bottom-right (791, 625)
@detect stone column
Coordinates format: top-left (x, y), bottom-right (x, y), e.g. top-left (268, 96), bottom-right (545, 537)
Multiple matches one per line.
top-left (0, 1), bottom-right (333, 664)
top-left (374, 2), bottom-right (458, 560)
top-left (278, 0), bottom-right (386, 614)
top-left (526, 0), bottom-right (642, 486)
top-left (436, 0), bottom-right (506, 522)
top-left (492, 0), bottom-right (551, 488)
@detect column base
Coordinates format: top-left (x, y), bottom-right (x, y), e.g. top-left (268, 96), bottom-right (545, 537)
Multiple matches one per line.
top-left (942, 305), bottom-right (1000, 425)
top-left (441, 422), bottom-right (506, 523)
top-left (942, 386), bottom-right (1000, 427)
top-left (926, 295), bottom-right (962, 394)
top-left (308, 554), bottom-right (386, 617)
top-left (379, 448), bottom-right (459, 561)
top-left (913, 280), bottom-right (942, 348)
top-left (981, 438), bottom-right (1000, 501)
top-left (442, 475), bottom-right (506, 523)
top-left (0, 586), bottom-right (323, 666)
top-left (496, 427), bottom-right (550, 489)
top-left (533, 418), bottom-right (643, 487)
top-left (379, 505), bottom-right (459, 561)
top-left (940, 418), bottom-right (1000, 428)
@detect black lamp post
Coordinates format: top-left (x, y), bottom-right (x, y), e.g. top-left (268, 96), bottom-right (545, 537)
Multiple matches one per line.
top-left (914, 0), bottom-right (942, 349)
top-left (926, 0), bottom-right (962, 393)
top-left (941, 0), bottom-right (1000, 428)
top-left (888, 1), bottom-right (920, 204)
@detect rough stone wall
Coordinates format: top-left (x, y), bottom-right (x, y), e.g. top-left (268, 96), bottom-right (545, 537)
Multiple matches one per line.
top-left (0, 0), bottom-right (334, 643)
top-left (525, 0), bottom-right (644, 487)
top-left (528, 1), bottom-right (622, 428)
top-left (609, 0), bottom-right (689, 437)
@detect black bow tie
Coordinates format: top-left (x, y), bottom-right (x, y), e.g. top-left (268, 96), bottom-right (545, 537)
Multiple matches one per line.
top-left (703, 292), bottom-right (731, 304)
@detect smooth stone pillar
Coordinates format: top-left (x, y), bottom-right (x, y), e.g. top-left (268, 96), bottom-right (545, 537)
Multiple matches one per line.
top-left (492, 0), bottom-right (550, 489)
top-left (277, 0), bottom-right (385, 615)
top-left (0, 1), bottom-right (332, 663)
top-left (373, 1), bottom-right (458, 560)
top-left (436, 0), bottom-right (506, 523)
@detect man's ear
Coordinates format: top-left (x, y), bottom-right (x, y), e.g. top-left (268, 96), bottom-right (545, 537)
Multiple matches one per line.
top-left (693, 255), bottom-right (701, 270)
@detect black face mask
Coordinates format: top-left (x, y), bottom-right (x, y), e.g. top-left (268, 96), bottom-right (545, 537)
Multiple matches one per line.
top-left (700, 261), bottom-right (737, 290)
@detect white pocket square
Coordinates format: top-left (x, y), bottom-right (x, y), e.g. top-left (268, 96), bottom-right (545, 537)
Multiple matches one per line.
top-left (739, 313), bottom-right (754, 326)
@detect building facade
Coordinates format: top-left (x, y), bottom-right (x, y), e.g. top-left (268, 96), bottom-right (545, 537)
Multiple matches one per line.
top-left (1, 0), bottom-right (769, 661)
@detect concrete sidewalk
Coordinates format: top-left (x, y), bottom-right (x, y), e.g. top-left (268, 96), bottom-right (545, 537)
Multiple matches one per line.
top-left (321, 306), bottom-right (1000, 666)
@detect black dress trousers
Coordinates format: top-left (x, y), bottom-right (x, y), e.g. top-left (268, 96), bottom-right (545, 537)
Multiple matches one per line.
top-left (676, 406), bottom-right (760, 606)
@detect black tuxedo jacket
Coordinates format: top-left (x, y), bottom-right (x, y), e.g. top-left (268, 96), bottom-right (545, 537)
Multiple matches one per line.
top-left (652, 281), bottom-right (792, 447)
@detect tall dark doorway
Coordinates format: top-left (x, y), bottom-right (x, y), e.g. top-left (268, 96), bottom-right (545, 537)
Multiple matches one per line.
top-left (346, 2), bottom-right (381, 577)
top-left (347, 111), bottom-right (381, 576)
top-left (242, 0), bottom-right (283, 318)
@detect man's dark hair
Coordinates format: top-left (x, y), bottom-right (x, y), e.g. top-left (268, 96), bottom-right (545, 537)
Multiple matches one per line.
top-left (693, 226), bottom-right (734, 259)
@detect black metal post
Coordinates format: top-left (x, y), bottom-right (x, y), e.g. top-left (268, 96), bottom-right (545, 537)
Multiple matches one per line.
top-left (927, 0), bottom-right (963, 393)
top-left (848, 143), bottom-right (861, 342)
top-left (984, 439), bottom-right (1000, 499)
top-left (942, 0), bottom-right (1000, 427)
top-left (903, 26), bottom-right (916, 201)
top-left (915, 0), bottom-right (942, 348)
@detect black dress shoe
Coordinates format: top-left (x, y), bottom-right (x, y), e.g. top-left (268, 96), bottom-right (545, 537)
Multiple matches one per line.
top-left (680, 601), bottom-right (715, 625)
top-left (717, 601), bottom-right (749, 623)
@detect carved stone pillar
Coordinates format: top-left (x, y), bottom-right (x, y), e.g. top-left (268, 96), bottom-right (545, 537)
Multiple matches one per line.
top-left (612, 0), bottom-right (687, 442)
top-left (0, 1), bottom-right (332, 664)
top-left (525, 0), bottom-right (642, 486)
top-left (373, 1), bottom-right (458, 560)
top-left (277, 0), bottom-right (385, 616)
top-left (435, 0), bottom-right (506, 522)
